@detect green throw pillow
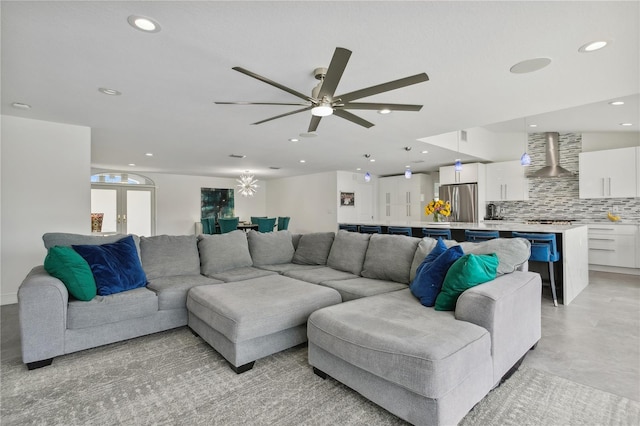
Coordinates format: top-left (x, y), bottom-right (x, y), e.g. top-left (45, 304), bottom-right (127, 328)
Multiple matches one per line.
top-left (434, 253), bottom-right (499, 311)
top-left (44, 246), bottom-right (97, 301)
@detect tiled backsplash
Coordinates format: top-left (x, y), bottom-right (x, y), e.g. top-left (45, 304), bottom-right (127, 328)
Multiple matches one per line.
top-left (492, 132), bottom-right (640, 223)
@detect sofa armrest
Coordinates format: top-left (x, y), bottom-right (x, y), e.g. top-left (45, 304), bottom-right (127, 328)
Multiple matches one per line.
top-left (18, 266), bottom-right (68, 364)
top-left (455, 271), bottom-right (541, 385)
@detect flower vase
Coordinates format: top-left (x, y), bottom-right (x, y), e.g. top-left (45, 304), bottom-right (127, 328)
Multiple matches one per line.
top-left (433, 212), bottom-right (441, 222)
top-left (91, 213), bottom-right (104, 233)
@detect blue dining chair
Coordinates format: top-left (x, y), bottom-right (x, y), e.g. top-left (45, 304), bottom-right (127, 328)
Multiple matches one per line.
top-left (464, 230), bottom-right (500, 242)
top-left (339, 224), bottom-right (358, 232)
top-left (218, 217), bottom-right (239, 234)
top-left (200, 217), bottom-right (217, 235)
top-left (360, 225), bottom-right (382, 234)
top-left (257, 217), bottom-right (277, 233)
top-left (277, 216), bottom-right (290, 231)
top-left (512, 232), bottom-right (560, 307)
top-left (251, 216), bottom-right (267, 224)
top-left (388, 226), bottom-right (412, 236)
top-left (422, 228), bottom-right (452, 240)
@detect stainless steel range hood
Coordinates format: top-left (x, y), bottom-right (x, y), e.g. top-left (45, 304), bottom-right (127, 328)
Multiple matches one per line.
top-left (530, 132), bottom-right (573, 178)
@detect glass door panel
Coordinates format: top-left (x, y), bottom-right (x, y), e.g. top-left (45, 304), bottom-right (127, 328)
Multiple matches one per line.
top-left (91, 188), bottom-right (119, 233)
top-left (126, 189), bottom-right (152, 236)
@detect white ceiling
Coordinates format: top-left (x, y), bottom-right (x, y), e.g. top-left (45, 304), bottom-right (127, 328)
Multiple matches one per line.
top-left (2, 1), bottom-right (639, 179)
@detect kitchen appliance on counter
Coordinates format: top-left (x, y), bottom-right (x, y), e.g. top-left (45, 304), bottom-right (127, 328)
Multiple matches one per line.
top-left (439, 183), bottom-right (478, 223)
top-left (485, 203), bottom-right (503, 220)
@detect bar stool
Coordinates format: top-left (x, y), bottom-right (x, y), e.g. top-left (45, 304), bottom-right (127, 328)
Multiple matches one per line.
top-left (421, 228), bottom-right (452, 240)
top-left (339, 224), bottom-right (358, 232)
top-left (512, 232), bottom-right (560, 307)
top-left (464, 230), bottom-right (500, 242)
top-left (360, 225), bottom-right (382, 234)
top-left (388, 226), bottom-right (412, 236)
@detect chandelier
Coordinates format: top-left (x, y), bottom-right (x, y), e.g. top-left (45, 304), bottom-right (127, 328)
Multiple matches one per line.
top-left (237, 173), bottom-right (258, 197)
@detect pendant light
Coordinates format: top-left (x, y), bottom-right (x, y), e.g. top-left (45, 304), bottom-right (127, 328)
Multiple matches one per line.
top-left (404, 146), bottom-right (412, 179)
top-left (237, 171), bottom-right (258, 197)
top-left (454, 131), bottom-right (462, 171)
top-left (520, 118), bottom-right (531, 166)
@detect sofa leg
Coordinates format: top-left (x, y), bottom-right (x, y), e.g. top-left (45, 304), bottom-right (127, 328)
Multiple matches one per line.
top-left (26, 358), bottom-right (53, 370)
top-left (230, 361), bottom-right (255, 374)
top-left (499, 353), bottom-right (526, 385)
top-left (189, 327), bottom-right (200, 338)
top-left (313, 367), bottom-right (328, 380)
top-left (530, 342), bottom-right (538, 350)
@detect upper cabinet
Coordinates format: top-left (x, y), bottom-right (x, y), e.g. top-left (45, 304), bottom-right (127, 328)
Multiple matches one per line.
top-left (379, 173), bottom-right (433, 222)
top-left (439, 163), bottom-right (485, 185)
top-left (579, 147), bottom-right (638, 199)
top-left (485, 160), bottom-right (529, 201)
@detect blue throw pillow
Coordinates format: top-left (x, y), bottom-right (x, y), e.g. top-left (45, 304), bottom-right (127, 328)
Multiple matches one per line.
top-left (410, 244), bottom-right (464, 307)
top-left (73, 235), bottom-right (147, 296)
top-left (413, 237), bottom-right (447, 278)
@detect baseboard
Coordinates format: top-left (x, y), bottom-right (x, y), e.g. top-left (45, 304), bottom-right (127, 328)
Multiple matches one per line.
top-left (589, 265), bottom-right (640, 276)
top-left (1, 293), bottom-right (18, 305)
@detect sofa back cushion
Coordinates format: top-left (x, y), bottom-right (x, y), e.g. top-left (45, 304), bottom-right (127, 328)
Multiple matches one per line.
top-left (247, 230), bottom-right (295, 266)
top-left (293, 232), bottom-right (335, 265)
top-left (458, 237), bottom-right (531, 275)
top-left (140, 235), bottom-right (200, 279)
top-left (361, 234), bottom-right (420, 284)
top-left (326, 230), bottom-right (371, 275)
top-left (198, 230), bottom-right (253, 276)
top-left (410, 237), bottom-right (459, 282)
top-left (43, 232), bottom-right (142, 261)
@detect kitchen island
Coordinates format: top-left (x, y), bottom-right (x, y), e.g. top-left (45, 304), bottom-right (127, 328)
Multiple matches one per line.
top-left (339, 221), bottom-right (589, 305)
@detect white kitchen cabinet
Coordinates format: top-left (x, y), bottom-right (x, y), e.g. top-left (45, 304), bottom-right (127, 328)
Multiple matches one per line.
top-left (485, 160), bottom-right (529, 201)
top-left (587, 223), bottom-right (638, 268)
top-left (579, 147), bottom-right (638, 199)
top-left (439, 163), bottom-right (485, 185)
top-left (379, 173), bottom-right (433, 222)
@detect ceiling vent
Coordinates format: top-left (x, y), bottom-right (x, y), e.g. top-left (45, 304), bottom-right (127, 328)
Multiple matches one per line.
top-left (530, 132), bottom-right (573, 178)
top-left (229, 154), bottom-right (246, 159)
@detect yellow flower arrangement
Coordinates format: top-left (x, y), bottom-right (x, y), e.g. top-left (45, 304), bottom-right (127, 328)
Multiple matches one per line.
top-left (425, 199), bottom-right (451, 222)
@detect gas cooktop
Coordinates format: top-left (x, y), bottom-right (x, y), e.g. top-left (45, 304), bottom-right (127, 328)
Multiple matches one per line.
top-left (525, 219), bottom-right (574, 225)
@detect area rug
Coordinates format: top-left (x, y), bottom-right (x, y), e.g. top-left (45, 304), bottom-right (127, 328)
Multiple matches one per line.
top-left (2, 327), bottom-right (638, 425)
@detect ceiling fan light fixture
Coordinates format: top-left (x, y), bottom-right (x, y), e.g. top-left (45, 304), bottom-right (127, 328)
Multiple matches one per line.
top-left (311, 104), bottom-right (333, 117)
top-left (378, 108), bottom-right (391, 114)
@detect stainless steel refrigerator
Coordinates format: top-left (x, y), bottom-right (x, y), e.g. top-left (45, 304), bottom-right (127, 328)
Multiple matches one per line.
top-left (439, 183), bottom-right (478, 223)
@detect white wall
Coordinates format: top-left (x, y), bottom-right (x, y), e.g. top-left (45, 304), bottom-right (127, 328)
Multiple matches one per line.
top-left (581, 132), bottom-right (640, 152)
top-left (266, 171), bottom-right (337, 234)
top-left (143, 172), bottom-right (266, 235)
top-left (417, 128), bottom-right (523, 162)
top-left (336, 171), bottom-right (378, 224)
top-left (1, 116), bottom-right (91, 305)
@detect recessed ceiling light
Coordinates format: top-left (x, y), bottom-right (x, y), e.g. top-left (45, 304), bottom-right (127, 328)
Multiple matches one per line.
top-left (578, 40), bottom-right (608, 53)
top-left (98, 87), bottom-right (121, 96)
top-left (288, 138), bottom-right (299, 142)
top-left (370, 159), bottom-right (376, 162)
top-left (128, 163), bottom-right (136, 166)
top-left (620, 123), bottom-right (633, 127)
top-left (528, 124), bottom-right (538, 128)
top-left (356, 167), bottom-right (362, 171)
top-left (11, 102), bottom-right (31, 110)
top-left (378, 109), bottom-right (391, 114)
top-left (145, 153), bottom-right (153, 157)
top-left (127, 15), bottom-right (161, 33)
top-left (608, 101), bottom-right (625, 106)
top-left (509, 57), bottom-right (552, 74)
top-left (421, 150), bottom-right (428, 154)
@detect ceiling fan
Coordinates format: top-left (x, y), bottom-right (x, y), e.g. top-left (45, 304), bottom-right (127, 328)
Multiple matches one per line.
top-left (215, 47), bottom-right (429, 132)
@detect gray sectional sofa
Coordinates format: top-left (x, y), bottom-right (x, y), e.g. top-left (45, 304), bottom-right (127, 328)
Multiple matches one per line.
top-left (18, 229), bottom-right (541, 426)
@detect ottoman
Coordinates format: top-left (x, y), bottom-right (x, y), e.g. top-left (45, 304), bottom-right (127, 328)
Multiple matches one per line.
top-left (187, 275), bottom-right (342, 373)
top-left (307, 289), bottom-right (494, 426)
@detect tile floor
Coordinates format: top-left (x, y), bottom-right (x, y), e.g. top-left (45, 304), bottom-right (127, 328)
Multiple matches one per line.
top-left (1, 270), bottom-right (638, 402)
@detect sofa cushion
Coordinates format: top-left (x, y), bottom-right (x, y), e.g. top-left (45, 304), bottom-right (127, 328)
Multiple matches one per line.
top-left (435, 253), bottom-right (499, 311)
top-left (246, 230), bottom-right (295, 266)
top-left (43, 233), bottom-right (141, 260)
top-left (326, 230), bottom-right (371, 275)
top-left (458, 238), bottom-right (531, 275)
top-left (307, 289), bottom-right (492, 399)
top-left (146, 275), bottom-right (222, 310)
top-left (256, 263), bottom-right (325, 274)
top-left (67, 287), bottom-right (158, 329)
top-left (320, 277), bottom-right (406, 301)
top-left (73, 235), bottom-right (148, 296)
top-left (208, 266), bottom-right (277, 283)
top-left (410, 244), bottom-right (464, 307)
top-left (198, 231), bottom-right (253, 276)
top-left (410, 237), bottom-right (458, 282)
top-left (140, 235), bottom-right (201, 279)
top-left (361, 234), bottom-right (420, 284)
top-left (43, 246), bottom-right (97, 301)
top-left (292, 232), bottom-right (335, 265)
top-left (284, 266), bottom-right (358, 285)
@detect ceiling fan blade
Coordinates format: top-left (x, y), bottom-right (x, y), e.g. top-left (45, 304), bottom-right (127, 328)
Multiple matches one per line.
top-left (340, 102), bottom-right (423, 111)
top-left (308, 115), bottom-right (322, 132)
top-left (318, 47), bottom-right (352, 99)
top-left (232, 67), bottom-right (313, 102)
top-left (337, 73), bottom-right (429, 103)
top-left (215, 101), bottom-right (310, 106)
top-left (252, 106), bottom-right (312, 125)
top-left (333, 109), bottom-right (375, 128)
